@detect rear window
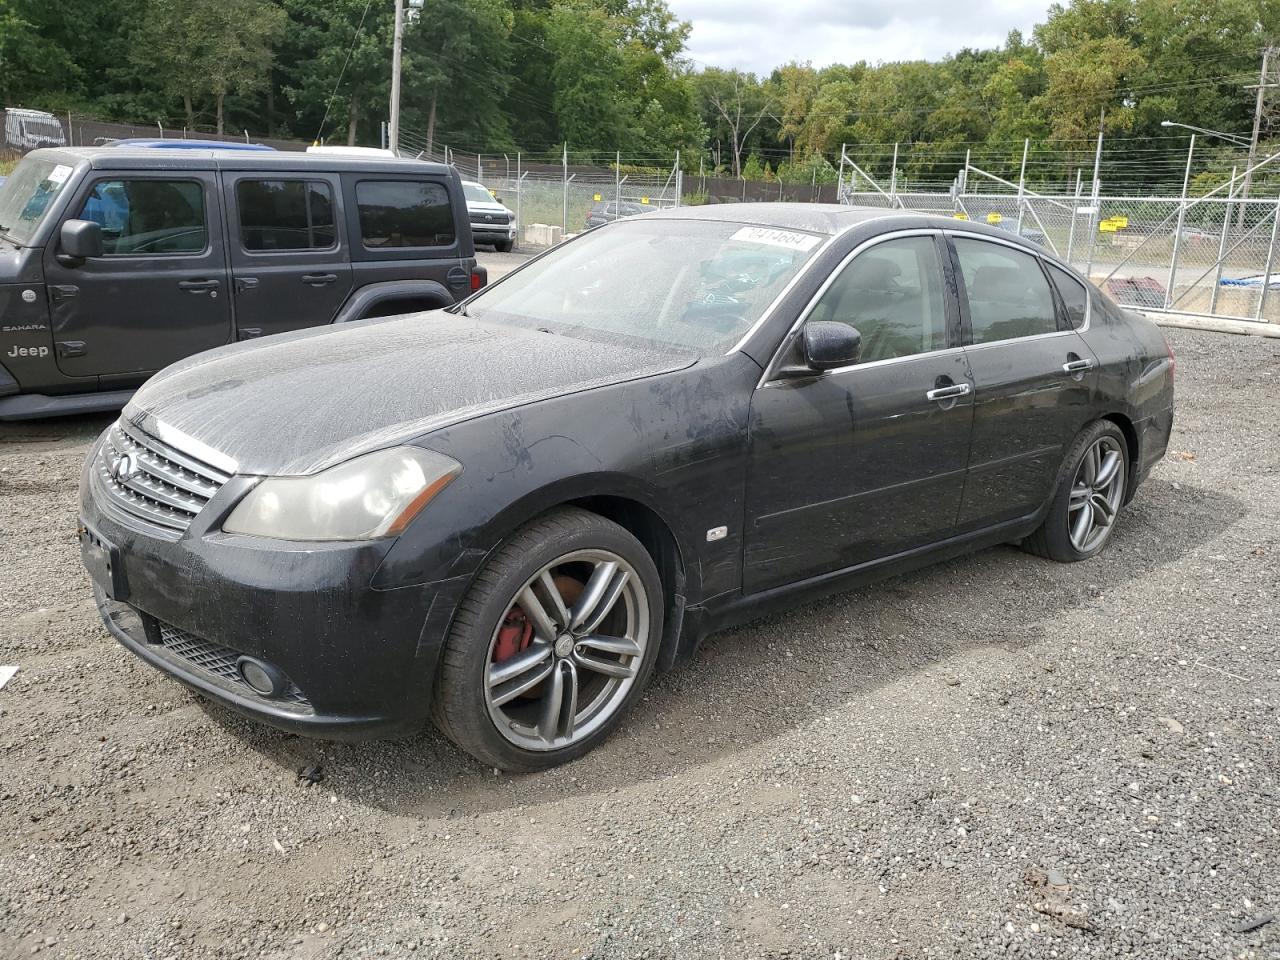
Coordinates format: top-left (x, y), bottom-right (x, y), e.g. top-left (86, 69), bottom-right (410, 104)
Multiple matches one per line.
top-left (237, 180), bottom-right (335, 251)
top-left (356, 180), bottom-right (454, 249)
top-left (1047, 263), bottom-right (1089, 328)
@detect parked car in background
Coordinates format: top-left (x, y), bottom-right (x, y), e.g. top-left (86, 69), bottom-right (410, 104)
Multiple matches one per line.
top-left (462, 179), bottom-right (516, 251)
top-left (4, 108), bottom-right (67, 151)
top-left (585, 199), bottom-right (649, 229)
top-left (995, 218), bottom-right (1047, 247)
top-left (0, 146), bottom-right (485, 420)
top-left (80, 204), bottom-right (1174, 772)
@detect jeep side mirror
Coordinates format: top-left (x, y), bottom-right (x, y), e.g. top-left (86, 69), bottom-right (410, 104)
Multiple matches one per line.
top-left (59, 219), bottom-right (104, 264)
top-left (803, 321), bottom-right (861, 371)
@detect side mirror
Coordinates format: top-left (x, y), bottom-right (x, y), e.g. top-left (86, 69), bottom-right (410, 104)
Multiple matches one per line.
top-left (802, 321), bottom-right (861, 371)
top-left (59, 219), bottom-right (104, 263)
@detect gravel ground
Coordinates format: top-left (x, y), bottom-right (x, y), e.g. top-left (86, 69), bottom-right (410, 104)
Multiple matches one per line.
top-left (0, 327), bottom-right (1277, 960)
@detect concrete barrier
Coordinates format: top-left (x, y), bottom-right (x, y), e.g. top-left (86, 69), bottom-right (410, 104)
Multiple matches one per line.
top-left (522, 223), bottom-right (563, 247)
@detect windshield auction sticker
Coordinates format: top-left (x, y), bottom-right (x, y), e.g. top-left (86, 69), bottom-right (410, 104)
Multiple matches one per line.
top-left (731, 226), bottom-right (821, 251)
top-left (46, 165), bottom-right (73, 185)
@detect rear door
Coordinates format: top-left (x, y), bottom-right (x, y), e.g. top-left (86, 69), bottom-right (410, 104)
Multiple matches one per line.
top-left (948, 233), bottom-right (1099, 533)
top-left (43, 170), bottom-right (232, 381)
top-left (343, 173), bottom-right (472, 302)
top-left (224, 173), bottom-right (353, 340)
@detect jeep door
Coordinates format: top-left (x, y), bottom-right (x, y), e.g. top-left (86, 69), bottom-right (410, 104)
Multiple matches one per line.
top-left (223, 173), bottom-right (353, 339)
top-left (42, 170), bottom-right (232, 383)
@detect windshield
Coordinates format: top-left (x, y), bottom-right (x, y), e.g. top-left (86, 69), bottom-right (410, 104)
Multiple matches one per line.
top-left (464, 184), bottom-right (497, 205)
top-left (0, 156), bottom-right (74, 245)
top-left (464, 218), bottom-right (823, 354)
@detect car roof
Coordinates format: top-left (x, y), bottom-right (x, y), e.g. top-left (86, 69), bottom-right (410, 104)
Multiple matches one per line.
top-left (26, 145), bottom-right (454, 176)
top-left (642, 202), bottom-right (1054, 244)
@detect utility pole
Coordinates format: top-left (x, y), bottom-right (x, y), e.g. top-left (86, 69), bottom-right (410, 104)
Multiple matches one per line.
top-left (388, 0), bottom-right (405, 154)
top-left (1240, 46), bottom-right (1277, 218)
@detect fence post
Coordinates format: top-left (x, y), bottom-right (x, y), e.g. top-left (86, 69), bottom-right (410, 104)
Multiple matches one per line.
top-left (515, 153), bottom-right (522, 243)
top-left (563, 174), bottom-right (576, 234)
top-left (889, 142), bottom-right (899, 208)
top-left (1165, 135), bottom-right (1195, 310)
top-left (1255, 193), bottom-right (1280, 321)
top-left (1210, 167), bottom-right (1237, 314)
top-left (1015, 138), bottom-right (1029, 232)
top-left (836, 143), bottom-right (846, 203)
top-left (674, 150), bottom-right (681, 208)
top-left (1065, 171), bottom-right (1082, 266)
top-left (615, 151), bottom-right (621, 220)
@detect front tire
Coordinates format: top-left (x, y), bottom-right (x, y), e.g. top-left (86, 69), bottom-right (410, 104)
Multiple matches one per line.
top-left (495, 240), bottom-right (514, 253)
top-left (1025, 420), bottom-right (1129, 563)
top-left (432, 507), bottom-right (663, 771)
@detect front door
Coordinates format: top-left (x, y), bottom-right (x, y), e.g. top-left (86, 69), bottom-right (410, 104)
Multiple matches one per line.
top-left (743, 233), bottom-right (975, 594)
top-left (224, 173), bottom-right (353, 340)
top-left (44, 171), bottom-right (232, 381)
top-left (946, 234), bottom-right (1100, 533)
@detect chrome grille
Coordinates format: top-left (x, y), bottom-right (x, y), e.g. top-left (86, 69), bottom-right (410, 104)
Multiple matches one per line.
top-left (154, 620), bottom-right (312, 710)
top-left (94, 421), bottom-right (230, 534)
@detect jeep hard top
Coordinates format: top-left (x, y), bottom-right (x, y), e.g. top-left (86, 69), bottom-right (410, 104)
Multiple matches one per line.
top-left (0, 146), bottom-right (484, 419)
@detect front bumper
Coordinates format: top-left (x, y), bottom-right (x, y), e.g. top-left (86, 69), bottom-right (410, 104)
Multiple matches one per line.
top-left (470, 221), bottom-right (517, 242)
top-left (80, 471), bottom-right (470, 740)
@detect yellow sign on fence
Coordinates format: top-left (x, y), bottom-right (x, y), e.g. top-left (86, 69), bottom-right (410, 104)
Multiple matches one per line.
top-left (1099, 221), bottom-right (1119, 233)
top-left (593, 193), bottom-right (602, 201)
top-left (986, 212), bottom-right (1003, 224)
top-left (953, 212), bottom-right (970, 220)
top-left (641, 197), bottom-right (650, 204)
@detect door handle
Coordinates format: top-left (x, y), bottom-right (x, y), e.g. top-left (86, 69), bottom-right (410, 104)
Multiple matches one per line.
top-left (238, 328), bottom-right (263, 340)
top-left (178, 278), bottom-right (220, 294)
top-left (302, 273), bottom-right (338, 286)
top-left (235, 277), bottom-right (260, 292)
top-left (1062, 358), bottom-right (1096, 374)
top-left (926, 383), bottom-right (972, 402)
top-left (49, 284), bottom-right (78, 304)
top-left (56, 340), bottom-right (86, 358)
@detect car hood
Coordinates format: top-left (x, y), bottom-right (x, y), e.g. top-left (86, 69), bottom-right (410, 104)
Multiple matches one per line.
top-left (467, 201), bottom-right (511, 216)
top-left (123, 312), bottom-right (692, 476)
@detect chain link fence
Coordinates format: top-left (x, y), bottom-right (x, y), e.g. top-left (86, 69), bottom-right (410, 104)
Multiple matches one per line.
top-left (839, 142), bottom-right (1280, 325)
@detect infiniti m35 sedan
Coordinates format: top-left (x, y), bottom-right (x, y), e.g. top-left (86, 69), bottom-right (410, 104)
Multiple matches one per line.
top-left (79, 204), bottom-right (1175, 770)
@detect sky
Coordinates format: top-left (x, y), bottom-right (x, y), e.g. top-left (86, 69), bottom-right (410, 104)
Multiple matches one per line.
top-left (670, 0), bottom-right (1052, 76)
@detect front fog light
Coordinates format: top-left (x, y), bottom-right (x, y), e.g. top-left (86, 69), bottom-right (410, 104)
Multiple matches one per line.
top-left (236, 656), bottom-right (287, 698)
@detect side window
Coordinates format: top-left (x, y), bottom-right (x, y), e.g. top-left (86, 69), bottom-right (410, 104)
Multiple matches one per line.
top-left (355, 180), bottom-right (454, 249)
top-left (1047, 262), bottom-right (1088, 329)
top-left (236, 180), bottom-right (335, 251)
top-left (808, 235), bottom-right (947, 363)
top-left (79, 179), bottom-right (206, 255)
top-left (953, 238), bottom-right (1057, 343)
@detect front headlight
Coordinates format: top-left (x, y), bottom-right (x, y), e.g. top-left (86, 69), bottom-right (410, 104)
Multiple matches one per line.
top-left (223, 446), bottom-right (461, 541)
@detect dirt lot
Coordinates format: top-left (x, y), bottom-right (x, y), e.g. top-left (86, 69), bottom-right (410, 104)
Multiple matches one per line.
top-left (1, 326), bottom-right (1277, 960)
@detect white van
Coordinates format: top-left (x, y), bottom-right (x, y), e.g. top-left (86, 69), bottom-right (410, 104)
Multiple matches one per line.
top-left (4, 108), bottom-right (67, 151)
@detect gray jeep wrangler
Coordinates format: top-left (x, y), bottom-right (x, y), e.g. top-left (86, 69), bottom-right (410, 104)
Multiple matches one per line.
top-left (0, 147), bottom-right (486, 419)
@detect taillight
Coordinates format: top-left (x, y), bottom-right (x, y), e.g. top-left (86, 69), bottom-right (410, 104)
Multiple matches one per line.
top-left (470, 270), bottom-right (483, 292)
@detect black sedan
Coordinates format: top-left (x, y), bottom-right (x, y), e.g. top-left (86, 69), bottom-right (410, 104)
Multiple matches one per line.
top-left (78, 204), bottom-right (1175, 771)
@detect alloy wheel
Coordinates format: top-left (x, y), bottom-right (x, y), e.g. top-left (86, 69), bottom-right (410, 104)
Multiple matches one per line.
top-left (1067, 436), bottom-right (1126, 553)
top-left (483, 549), bottom-right (649, 751)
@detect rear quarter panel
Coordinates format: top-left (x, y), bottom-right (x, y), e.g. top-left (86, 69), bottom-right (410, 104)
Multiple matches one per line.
top-left (1078, 290), bottom-right (1175, 484)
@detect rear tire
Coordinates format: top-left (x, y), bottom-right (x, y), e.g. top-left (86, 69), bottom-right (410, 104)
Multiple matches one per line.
top-left (1024, 419), bottom-right (1129, 563)
top-left (432, 507), bottom-right (663, 771)
top-left (495, 240), bottom-right (514, 253)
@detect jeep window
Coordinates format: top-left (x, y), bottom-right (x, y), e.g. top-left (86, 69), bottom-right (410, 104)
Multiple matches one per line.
top-left (0, 156), bottom-right (73, 245)
top-left (237, 180), bottom-right (336, 251)
top-left (356, 180), bottom-right (454, 248)
top-left (79, 179), bottom-right (207, 255)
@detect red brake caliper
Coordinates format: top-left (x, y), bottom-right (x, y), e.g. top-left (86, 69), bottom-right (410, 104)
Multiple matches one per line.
top-left (493, 607), bottom-right (534, 664)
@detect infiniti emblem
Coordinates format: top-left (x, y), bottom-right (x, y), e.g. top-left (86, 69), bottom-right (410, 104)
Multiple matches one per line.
top-left (111, 453), bottom-right (139, 483)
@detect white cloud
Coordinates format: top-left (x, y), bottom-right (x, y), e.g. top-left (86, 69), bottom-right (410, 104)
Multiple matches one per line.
top-left (670, 0), bottom-right (1050, 75)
